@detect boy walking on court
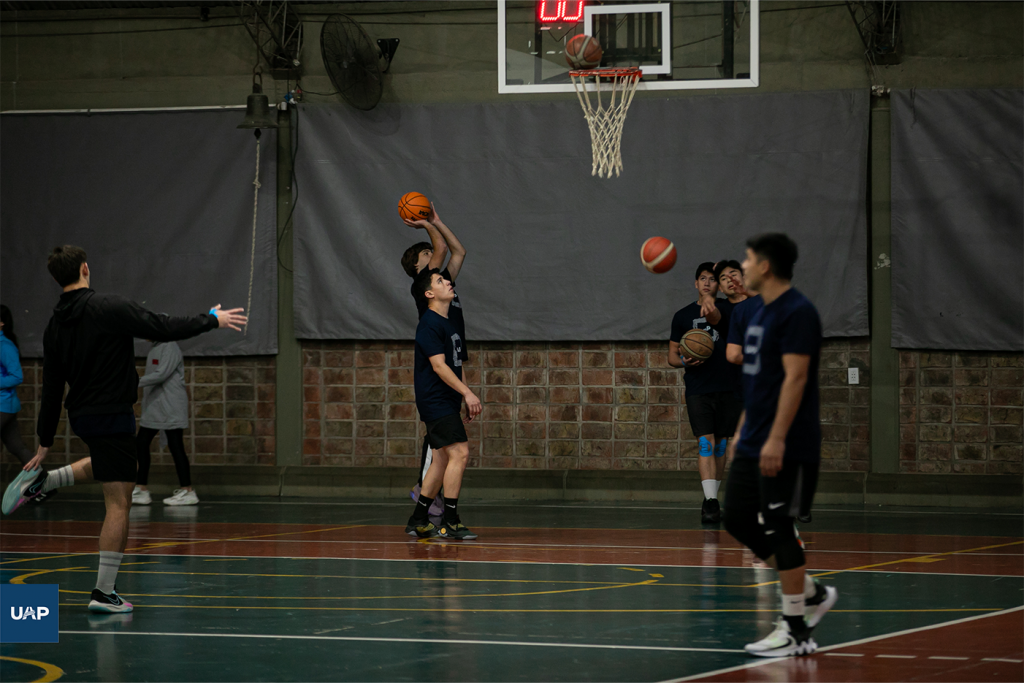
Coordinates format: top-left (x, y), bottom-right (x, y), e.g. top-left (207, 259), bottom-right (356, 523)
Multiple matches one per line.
top-left (668, 262), bottom-right (742, 524)
top-left (406, 268), bottom-right (481, 540)
top-left (723, 233), bottom-right (837, 657)
top-left (1, 246), bottom-right (247, 613)
top-left (400, 202), bottom-right (468, 517)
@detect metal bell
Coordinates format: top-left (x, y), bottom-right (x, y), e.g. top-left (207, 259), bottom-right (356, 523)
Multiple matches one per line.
top-left (238, 81), bottom-right (278, 130)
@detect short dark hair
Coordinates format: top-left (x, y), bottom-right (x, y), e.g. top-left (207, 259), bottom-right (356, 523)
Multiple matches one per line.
top-left (412, 268), bottom-right (440, 309)
top-left (47, 245), bottom-right (88, 287)
top-left (694, 262), bottom-right (716, 281)
top-left (401, 242), bottom-right (432, 279)
top-left (713, 259), bottom-right (743, 281)
top-left (746, 233), bottom-right (798, 281)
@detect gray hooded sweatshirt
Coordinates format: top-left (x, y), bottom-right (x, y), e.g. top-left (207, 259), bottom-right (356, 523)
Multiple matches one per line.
top-left (139, 341), bottom-right (188, 430)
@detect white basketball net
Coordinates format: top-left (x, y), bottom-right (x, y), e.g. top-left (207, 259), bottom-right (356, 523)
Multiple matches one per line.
top-left (569, 67), bottom-right (642, 178)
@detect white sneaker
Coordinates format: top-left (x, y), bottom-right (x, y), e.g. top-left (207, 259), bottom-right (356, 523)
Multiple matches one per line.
top-left (805, 583), bottom-right (838, 628)
top-left (131, 487), bottom-right (152, 505)
top-left (744, 617), bottom-right (817, 658)
top-left (163, 489), bottom-right (199, 506)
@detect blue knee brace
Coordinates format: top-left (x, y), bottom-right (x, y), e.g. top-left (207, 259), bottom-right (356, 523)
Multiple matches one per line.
top-left (699, 436), bottom-right (713, 457)
top-left (714, 438), bottom-right (727, 458)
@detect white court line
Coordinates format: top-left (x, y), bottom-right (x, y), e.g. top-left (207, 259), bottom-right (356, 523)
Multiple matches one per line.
top-left (929, 656), bottom-right (969, 660)
top-left (1, 549), bottom-right (1021, 577)
top-left (660, 605), bottom-right (1024, 683)
top-left (56, 630), bottom-right (744, 654)
top-left (982, 658), bottom-right (1024, 663)
top-left (44, 497), bottom-right (1024, 515)
top-left (876, 654), bottom-right (916, 658)
top-left (2, 533), bottom-right (1019, 558)
top-left (825, 653), bottom-right (863, 657)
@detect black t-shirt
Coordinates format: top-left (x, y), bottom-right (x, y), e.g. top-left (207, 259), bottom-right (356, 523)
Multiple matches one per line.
top-left (670, 299), bottom-right (733, 397)
top-left (413, 267), bottom-right (467, 361)
top-left (726, 296), bottom-right (763, 398)
top-left (414, 309), bottom-right (465, 423)
top-left (735, 288), bottom-right (822, 462)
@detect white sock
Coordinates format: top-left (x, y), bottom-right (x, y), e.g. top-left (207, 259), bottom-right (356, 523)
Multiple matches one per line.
top-left (804, 574), bottom-right (817, 598)
top-left (43, 465), bottom-right (74, 492)
top-left (96, 551), bottom-right (123, 594)
top-left (713, 480), bottom-right (721, 498)
top-left (701, 479), bottom-right (717, 500)
top-left (782, 592), bottom-right (805, 617)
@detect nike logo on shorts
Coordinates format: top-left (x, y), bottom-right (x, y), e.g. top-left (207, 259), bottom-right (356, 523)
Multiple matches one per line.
top-left (768, 502), bottom-right (785, 510)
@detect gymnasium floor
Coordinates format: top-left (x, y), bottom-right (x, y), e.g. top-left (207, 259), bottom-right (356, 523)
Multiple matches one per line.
top-left (1, 498), bottom-right (1022, 682)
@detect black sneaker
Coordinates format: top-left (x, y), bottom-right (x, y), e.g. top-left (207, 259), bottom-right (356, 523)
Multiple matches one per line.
top-left (30, 490), bottom-right (57, 505)
top-left (405, 516), bottom-right (440, 538)
top-left (701, 498), bottom-right (721, 524)
top-left (797, 512), bottom-right (812, 524)
top-left (438, 521), bottom-right (478, 540)
top-left (88, 587), bottom-right (133, 613)
top-left (804, 581), bottom-right (838, 628)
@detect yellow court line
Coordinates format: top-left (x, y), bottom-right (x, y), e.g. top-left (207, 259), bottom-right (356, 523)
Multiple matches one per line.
top-left (123, 524), bottom-right (366, 553)
top-left (56, 578), bottom-right (659, 602)
top-left (60, 604), bottom-right (1002, 614)
top-left (0, 553), bottom-right (93, 566)
top-left (120, 561), bottom-right (160, 566)
top-left (746, 539), bottom-right (1024, 587)
top-left (9, 567), bottom-right (88, 585)
top-left (0, 656), bottom-right (64, 683)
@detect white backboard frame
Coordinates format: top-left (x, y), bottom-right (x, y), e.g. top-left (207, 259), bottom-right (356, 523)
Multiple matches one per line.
top-left (584, 3), bottom-right (672, 76)
top-left (498, 0), bottom-right (759, 94)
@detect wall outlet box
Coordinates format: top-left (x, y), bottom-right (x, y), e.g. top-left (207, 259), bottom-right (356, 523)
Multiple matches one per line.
top-left (848, 367), bottom-right (860, 384)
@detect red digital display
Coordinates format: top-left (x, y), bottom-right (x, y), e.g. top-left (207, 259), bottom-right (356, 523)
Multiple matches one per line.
top-left (537, 1), bottom-right (586, 23)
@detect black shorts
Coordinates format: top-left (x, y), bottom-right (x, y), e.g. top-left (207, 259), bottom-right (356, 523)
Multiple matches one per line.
top-left (686, 391), bottom-right (742, 439)
top-left (424, 412), bottom-right (468, 450)
top-left (81, 433), bottom-right (138, 483)
top-left (724, 457), bottom-right (819, 522)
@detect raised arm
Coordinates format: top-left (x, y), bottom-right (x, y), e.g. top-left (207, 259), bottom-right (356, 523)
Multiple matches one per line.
top-left (430, 205), bottom-right (467, 281)
top-left (699, 294), bottom-right (721, 326)
top-left (96, 296), bottom-right (245, 342)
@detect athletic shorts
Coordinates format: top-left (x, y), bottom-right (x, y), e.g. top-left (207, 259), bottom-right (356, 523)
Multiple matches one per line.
top-left (724, 457), bottom-right (819, 522)
top-left (80, 433), bottom-right (138, 483)
top-left (424, 412), bottom-right (468, 450)
top-left (686, 391), bottom-right (742, 439)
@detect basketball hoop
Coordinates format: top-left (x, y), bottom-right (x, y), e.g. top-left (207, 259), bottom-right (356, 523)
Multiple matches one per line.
top-left (569, 67), bottom-right (642, 179)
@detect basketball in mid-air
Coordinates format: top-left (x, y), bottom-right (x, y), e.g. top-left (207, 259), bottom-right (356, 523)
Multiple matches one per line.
top-left (640, 237), bottom-right (676, 274)
top-left (565, 34), bottom-right (603, 69)
top-left (398, 192), bottom-right (432, 222)
top-left (680, 329), bottom-right (715, 360)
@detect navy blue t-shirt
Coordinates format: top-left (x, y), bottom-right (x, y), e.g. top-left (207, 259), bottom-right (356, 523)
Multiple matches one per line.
top-left (726, 296), bottom-right (763, 397)
top-left (669, 299), bottom-right (733, 397)
top-left (414, 309), bottom-right (465, 423)
top-left (413, 267), bottom-right (467, 361)
top-left (735, 288), bottom-right (822, 462)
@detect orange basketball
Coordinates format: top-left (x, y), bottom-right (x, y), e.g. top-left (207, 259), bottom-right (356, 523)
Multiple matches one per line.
top-left (565, 34), bottom-right (603, 69)
top-left (680, 329), bottom-right (715, 360)
top-left (640, 236), bottom-right (676, 274)
top-left (398, 192), bottom-right (432, 222)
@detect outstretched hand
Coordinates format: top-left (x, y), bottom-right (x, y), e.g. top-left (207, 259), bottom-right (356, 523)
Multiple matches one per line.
top-left (403, 217), bottom-right (433, 230)
top-left (211, 305), bottom-right (248, 332)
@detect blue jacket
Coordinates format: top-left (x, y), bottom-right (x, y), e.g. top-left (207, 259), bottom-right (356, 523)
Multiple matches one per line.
top-left (0, 331), bottom-right (23, 414)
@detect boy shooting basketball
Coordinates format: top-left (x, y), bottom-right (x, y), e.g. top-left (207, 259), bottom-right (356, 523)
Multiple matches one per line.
top-left (400, 203), bottom-right (468, 516)
top-left (406, 269), bottom-right (481, 540)
top-left (723, 233), bottom-right (837, 657)
top-left (668, 262), bottom-right (741, 524)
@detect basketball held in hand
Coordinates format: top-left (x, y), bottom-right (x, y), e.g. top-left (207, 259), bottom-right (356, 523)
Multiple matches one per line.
top-left (399, 192), bottom-right (432, 222)
top-left (641, 237), bottom-right (677, 274)
top-left (565, 34), bottom-right (603, 69)
top-left (680, 329), bottom-right (715, 361)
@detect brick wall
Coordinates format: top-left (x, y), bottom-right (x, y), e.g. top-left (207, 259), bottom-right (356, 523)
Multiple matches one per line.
top-left (301, 339), bottom-right (869, 472)
top-left (1, 356), bottom-right (276, 467)
top-left (899, 351), bottom-right (1024, 474)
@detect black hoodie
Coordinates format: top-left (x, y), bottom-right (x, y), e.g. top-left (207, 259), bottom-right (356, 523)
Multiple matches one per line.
top-left (37, 288), bottom-right (218, 447)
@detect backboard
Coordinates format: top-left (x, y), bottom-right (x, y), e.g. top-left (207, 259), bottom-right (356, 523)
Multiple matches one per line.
top-left (498, 0), bottom-right (759, 93)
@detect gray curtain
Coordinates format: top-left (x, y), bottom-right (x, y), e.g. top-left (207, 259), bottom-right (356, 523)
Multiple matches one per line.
top-left (294, 90), bottom-right (868, 341)
top-left (891, 89), bottom-right (1024, 351)
top-left (0, 110), bottom-right (278, 356)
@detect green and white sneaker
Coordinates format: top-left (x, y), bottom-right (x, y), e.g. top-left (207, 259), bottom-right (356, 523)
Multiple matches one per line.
top-left (744, 618), bottom-right (817, 658)
top-left (2, 468), bottom-right (47, 515)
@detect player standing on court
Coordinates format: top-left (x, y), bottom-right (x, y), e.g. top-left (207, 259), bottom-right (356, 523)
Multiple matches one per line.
top-left (405, 269), bottom-right (481, 540)
top-left (400, 202), bottom-right (468, 519)
top-left (668, 262), bottom-right (741, 524)
top-left (1, 246), bottom-right (247, 613)
top-left (723, 233), bottom-right (837, 657)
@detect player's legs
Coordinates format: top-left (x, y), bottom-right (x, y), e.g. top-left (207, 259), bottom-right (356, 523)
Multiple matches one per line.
top-left (132, 427), bottom-right (157, 504)
top-left (85, 433), bottom-right (138, 613)
top-left (687, 394), bottom-right (721, 523)
top-left (1, 454), bottom-right (91, 514)
top-left (406, 413), bottom-right (476, 540)
top-left (0, 412), bottom-right (34, 465)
